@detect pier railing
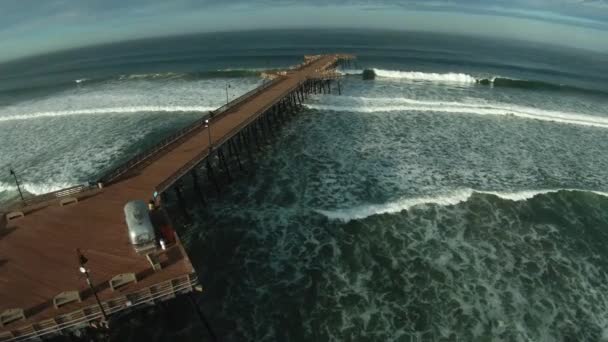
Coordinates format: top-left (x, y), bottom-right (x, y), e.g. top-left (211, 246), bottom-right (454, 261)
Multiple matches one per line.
top-left (154, 80), bottom-right (305, 194)
top-left (1, 274), bottom-right (199, 342)
top-left (1, 184), bottom-right (100, 213)
top-left (98, 76), bottom-right (285, 185)
top-left (97, 117), bottom-right (211, 185)
top-left (212, 77), bottom-right (285, 118)
top-left (22, 184), bottom-right (99, 207)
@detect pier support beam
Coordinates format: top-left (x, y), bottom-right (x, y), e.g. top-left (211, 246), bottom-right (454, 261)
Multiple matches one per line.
top-left (228, 139), bottom-right (244, 171)
top-left (190, 171), bottom-right (206, 205)
top-left (250, 124), bottom-right (261, 151)
top-left (161, 192), bottom-right (169, 204)
top-left (188, 293), bottom-right (218, 342)
top-left (217, 148), bottom-right (232, 181)
top-left (174, 184), bottom-right (190, 222)
top-left (206, 160), bottom-right (221, 195)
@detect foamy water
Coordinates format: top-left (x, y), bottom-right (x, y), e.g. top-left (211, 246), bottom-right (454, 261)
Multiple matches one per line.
top-left (317, 188), bottom-right (608, 222)
top-left (174, 63), bottom-right (608, 340)
top-left (373, 68), bottom-right (478, 83)
top-left (0, 106), bottom-right (216, 122)
top-left (305, 96), bottom-right (608, 129)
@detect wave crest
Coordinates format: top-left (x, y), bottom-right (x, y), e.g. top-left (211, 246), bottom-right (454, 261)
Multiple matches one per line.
top-left (0, 181), bottom-right (76, 196)
top-left (304, 96), bottom-right (608, 129)
top-left (341, 68), bottom-right (605, 95)
top-left (373, 69), bottom-right (477, 83)
top-left (0, 106), bottom-right (216, 122)
top-left (317, 189), bottom-right (608, 222)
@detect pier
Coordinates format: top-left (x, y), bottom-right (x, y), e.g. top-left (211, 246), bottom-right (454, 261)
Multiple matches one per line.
top-left (0, 54), bottom-right (355, 341)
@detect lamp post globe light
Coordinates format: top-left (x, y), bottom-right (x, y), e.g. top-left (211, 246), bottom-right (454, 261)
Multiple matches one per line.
top-left (76, 249), bottom-right (109, 324)
top-left (204, 118), bottom-right (212, 154)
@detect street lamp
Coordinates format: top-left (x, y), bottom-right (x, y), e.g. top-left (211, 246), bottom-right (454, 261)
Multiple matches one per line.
top-left (77, 249), bottom-right (109, 324)
top-left (204, 118), bottom-right (212, 154)
top-left (225, 82), bottom-right (231, 105)
top-left (9, 168), bottom-right (25, 203)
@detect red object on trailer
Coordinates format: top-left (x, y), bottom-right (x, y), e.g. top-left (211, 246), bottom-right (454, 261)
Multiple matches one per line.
top-left (160, 224), bottom-right (176, 244)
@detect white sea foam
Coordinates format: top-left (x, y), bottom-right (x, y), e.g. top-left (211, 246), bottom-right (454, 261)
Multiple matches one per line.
top-left (0, 106), bottom-right (216, 122)
top-left (0, 76), bottom-right (260, 124)
top-left (0, 181), bottom-right (76, 195)
top-left (218, 67), bottom-right (267, 72)
top-left (338, 69), bottom-right (364, 75)
top-left (372, 69), bottom-right (478, 83)
top-left (305, 96), bottom-right (608, 129)
top-left (118, 72), bottom-right (185, 80)
top-left (317, 188), bottom-right (608, 222)
top-left (339, 68), bottom-right (479, 83)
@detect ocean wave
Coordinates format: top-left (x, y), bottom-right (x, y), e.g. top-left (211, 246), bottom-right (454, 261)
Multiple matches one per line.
top-left (477, 76), bottom-right (606, 95)
top-left (304, 96), bottom-right (608, 129)
top-left (340, 68), bottom-right (477, 83)
top-left (70, 69), bottom-right (265, 86)
top-left (317, 188), bottom-right (608, 222)
top-left (342, 68), bottom-right (605, 95)
top-left (114, 69), bottom-right (266, 82)
top-left (118, 72), bottom-right (186, 81)
top-left (0, 181), bottom-right (76, 196)
top-left (0, 106), bottom-right (216, 122)
top-left (338, 69), bottom-right (365, 75)
top-left (373, 69), bottom-right (478, 83)
top-left (197, 69), bottom-right (265, 78)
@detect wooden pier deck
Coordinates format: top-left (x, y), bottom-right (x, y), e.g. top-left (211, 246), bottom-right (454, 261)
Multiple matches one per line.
top-left (0, 54), bottom-right (354, 340)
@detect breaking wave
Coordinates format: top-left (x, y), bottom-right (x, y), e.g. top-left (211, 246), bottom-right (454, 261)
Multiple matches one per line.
top-left (317, 188), bottom-right (608, 222)
top-left (0, 181), bottom-right (76, 196)
top-left (478, 76), bottom-right (607, 95)
top-left (339, 69), bottom-right (365, 75)
top-left (0, 106), bottom-right (216, 122)
top-left (67, 69), bottom-right (268, 86)
top-left (341, 68), bottom-right (606, 95)
top-left (305, 96), bottom-right (608, 129)
top-left (373, 69), bottom-right (477, 83)
top-left (118, 72), bottom-right (186, 80)
top-left (114, 69), bottom-right (266, 81)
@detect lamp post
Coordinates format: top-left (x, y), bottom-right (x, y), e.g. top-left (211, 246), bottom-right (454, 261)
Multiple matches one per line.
top-left (204, 118), bottom-right (212, 154)
top-left (77, 249), bottom-right (109, 323)
top-left (9, 168), bottom-right (24, 203)
top-left (225, 82), bottom-right (231, 105)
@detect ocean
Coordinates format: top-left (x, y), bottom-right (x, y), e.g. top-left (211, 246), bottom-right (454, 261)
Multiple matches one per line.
top-left (2, 29), bottom-right (608, 341)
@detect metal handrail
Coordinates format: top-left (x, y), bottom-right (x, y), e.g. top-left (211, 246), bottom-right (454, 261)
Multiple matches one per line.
top-left (22, 185), bottom-right (95, 206)
top-left (4, 275), bottom-right (198, 342)
top-left (0, 184), bottom-right (99, 212)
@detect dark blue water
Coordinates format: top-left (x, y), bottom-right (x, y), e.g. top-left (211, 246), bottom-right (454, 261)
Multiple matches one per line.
top-left (2, 29), bottom-right (608, 341)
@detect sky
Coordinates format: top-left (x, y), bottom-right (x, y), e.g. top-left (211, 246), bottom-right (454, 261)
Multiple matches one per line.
top-left (1, 0), bottom-right (608, 62)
